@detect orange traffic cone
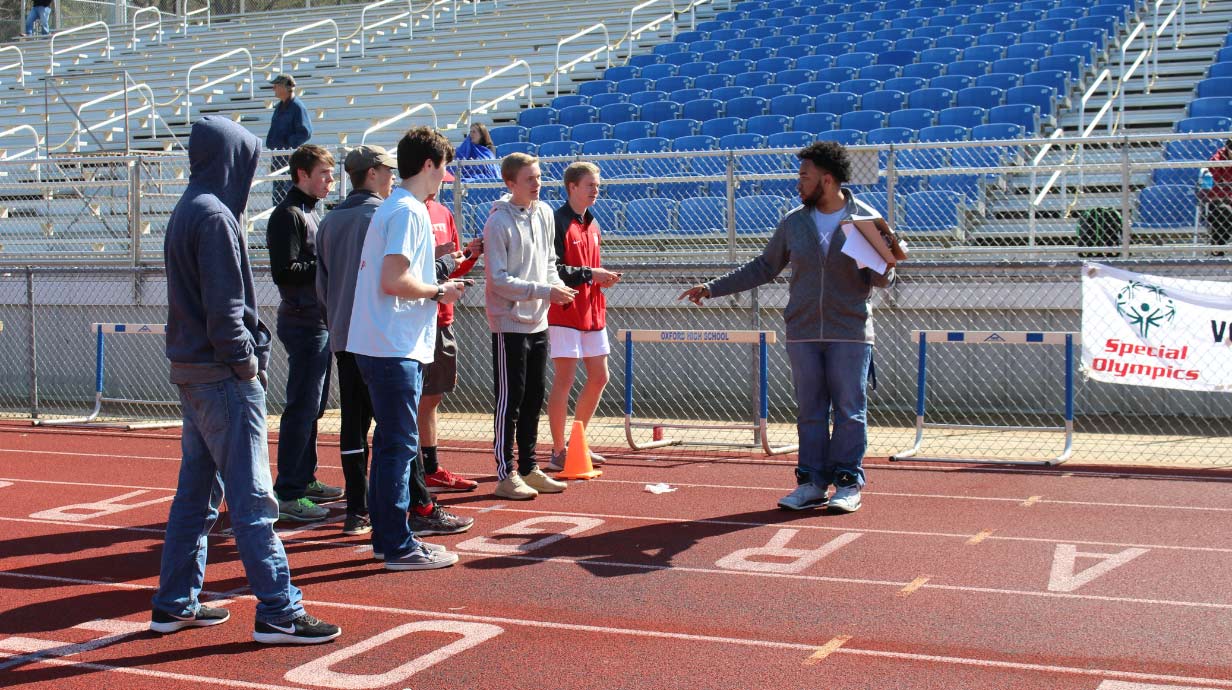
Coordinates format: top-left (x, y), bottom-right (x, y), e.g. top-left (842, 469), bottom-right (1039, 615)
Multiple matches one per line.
top-left (556, 420), bottom-right (602, 480)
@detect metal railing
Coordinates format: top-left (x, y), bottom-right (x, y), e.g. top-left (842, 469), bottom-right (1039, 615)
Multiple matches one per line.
top-left (0, 46), bottom-right (24, 87)
top-left (552, 23), bottom-right (612, 98)
top-left (131, 6), bottom-right (164, 46)
top-left (1028, 127), bottom-right (1067, 246)
top-left (48, 21), bottom-right (112, 76)
top-left (1118, 19), bottom-right (1151, 127)
top-left (75, 82), bottom-right (162, 150)
top-left (628, 0), bottom-right (676, 46)
top-left (359, 0), bottom-right (413, 57)
top-left (279, 18), bottom-right (340, 73)
top-left (466, 59), bottom-right (533, 125)
top-left (183, 48), bottom-right (255, 122)
top-left (182, 0), bottom-right (212, 33)
top-left (1150, 0), bottom-right (1186, 82)
top-left (0, 125), bottom-right (41, 161)
top-left (360, 102), bottom-right (438, 145)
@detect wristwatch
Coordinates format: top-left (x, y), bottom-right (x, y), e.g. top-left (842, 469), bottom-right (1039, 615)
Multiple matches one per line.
top-left (431, 285), bottom-right (445, 301)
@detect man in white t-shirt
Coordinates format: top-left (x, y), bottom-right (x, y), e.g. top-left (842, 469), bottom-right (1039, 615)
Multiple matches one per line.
top-left (346, 127), bottom-right (469, 571)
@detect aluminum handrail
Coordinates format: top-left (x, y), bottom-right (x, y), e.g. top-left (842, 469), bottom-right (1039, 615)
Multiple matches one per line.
top-left (361, 103), bottom-right (438, 145)
top-left (466, 59), bottom-right (533, 124)
top-left (1118, 21), bottom-right (1150, 126)
top-left (76, 83), bottom-right (159, 143)
top-left (280, 18), bottom-right (340, 73)
top-left (0, 125), bottom-right (41, 161)
top-left (677, 0), bottom-right (712, 31)
top-left (184, 48), bottom-right (255, 121)
top-left (182, 0), bottom-right (212, 34)
top-left (1029, 128), bottom-right (1068, 246)
top-left (552, 23), bottom-right (612, 98)
top-left (1079, 69), bottom-right (1114, 139)
top-left (131, 6), bottom-right (163, 46)
top-left (1150, 0), bottom-right (1185, 84)
top-left (48, 21), bottom-right (112, 76)
top-left (360, 0), bottom-right (414, 57)
top-left (628, 0), bottom-right (676, 46)
top-left (0, 46), bottom-right (24, 87)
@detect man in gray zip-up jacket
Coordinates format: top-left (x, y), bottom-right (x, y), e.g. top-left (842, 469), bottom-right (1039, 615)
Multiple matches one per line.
top-left (484, 153), bottom-right (577, 501)
top-left (681, 141), bottom-right (904, 514)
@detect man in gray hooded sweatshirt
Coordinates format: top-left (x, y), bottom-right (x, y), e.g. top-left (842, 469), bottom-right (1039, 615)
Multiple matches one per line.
top-left (154, 116), bottom-right (339, 645)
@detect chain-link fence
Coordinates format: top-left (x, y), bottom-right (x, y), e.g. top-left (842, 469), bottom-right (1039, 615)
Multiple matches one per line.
top-left (1, 260), bottom-right (1229, 465)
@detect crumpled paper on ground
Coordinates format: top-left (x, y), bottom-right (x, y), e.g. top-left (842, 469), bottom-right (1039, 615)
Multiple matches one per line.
top-left (644, 483), bottom-right (678, 494)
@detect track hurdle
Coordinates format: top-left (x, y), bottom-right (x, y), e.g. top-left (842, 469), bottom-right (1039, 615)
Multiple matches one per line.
top-left (890, 330), bottom-right (1078, 466)
top-left (34, 322), bottom-right (181, 430)
top-left (618, 329), bottom-right (797, 456)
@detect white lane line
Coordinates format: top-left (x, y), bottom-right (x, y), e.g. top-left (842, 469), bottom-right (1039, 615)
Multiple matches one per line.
top-left (1097, 682), bottom-right (1213, 689)
top-left (2, 571), bottom-right (1230, 689)
top-left (0, 651), bottom-right (311, 690)
top-left (804, 635), bottom-right (852, 665)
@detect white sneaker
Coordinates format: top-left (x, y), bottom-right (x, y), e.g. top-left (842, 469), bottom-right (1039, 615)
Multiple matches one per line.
top-left (829, 484), bottom-right (862, 513)
top-left (384, 544), bottom-right (459, 571)
top-left (777, 483), bottom-right (829, 511)
top-left (522, 467), bottom-right (567, 494)
top-left (494, 472), bottom-right (539, 500)
top-left (373, 541), bottom-right (446, 561)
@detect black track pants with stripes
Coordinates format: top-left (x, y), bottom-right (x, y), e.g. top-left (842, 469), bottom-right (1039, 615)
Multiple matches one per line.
top-left (491, 331), bottom-right (549, 479)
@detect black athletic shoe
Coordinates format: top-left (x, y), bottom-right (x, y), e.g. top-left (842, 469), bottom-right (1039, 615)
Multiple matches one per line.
top-left (149, 605), bottom-right (231, 634)
top-left (407, 505), bottom-right (475, 536)
top-left (252, 613), bottom-right (341, 645)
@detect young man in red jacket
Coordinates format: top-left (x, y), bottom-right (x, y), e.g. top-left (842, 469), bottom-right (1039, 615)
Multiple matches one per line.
top-left (1200, 139), bottom-right (1232, 255)
top-left (546, 162), bottom-right (621, 471)
top-left (420, 169), bottom-right (483, 492)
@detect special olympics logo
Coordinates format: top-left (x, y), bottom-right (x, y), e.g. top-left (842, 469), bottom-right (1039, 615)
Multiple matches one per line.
top-left (1115, 281), bottom-right (1176, 339)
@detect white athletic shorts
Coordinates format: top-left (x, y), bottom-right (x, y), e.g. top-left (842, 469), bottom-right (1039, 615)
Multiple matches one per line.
top-left (549, 326), bottom-right (611, 359)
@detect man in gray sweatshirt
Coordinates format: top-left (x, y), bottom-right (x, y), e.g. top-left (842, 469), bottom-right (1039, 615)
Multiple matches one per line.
top-left (484, 153), bottom-right (577, 500)
top-left (680, 141), bottom-right (903, 514)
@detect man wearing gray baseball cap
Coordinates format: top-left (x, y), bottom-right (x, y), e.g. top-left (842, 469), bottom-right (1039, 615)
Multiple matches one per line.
top-left (266, 74), bottom-right (313, 205)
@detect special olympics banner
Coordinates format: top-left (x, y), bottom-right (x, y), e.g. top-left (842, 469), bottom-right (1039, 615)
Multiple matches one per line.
top-left (1082, 263), bottom-right (1232, 392)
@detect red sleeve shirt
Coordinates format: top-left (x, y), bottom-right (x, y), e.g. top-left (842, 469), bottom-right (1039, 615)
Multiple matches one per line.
top-left (426, 199), bottom-right (477, 327)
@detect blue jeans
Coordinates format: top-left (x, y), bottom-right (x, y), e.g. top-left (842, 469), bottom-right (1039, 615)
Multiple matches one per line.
top-left (354, 355), bottom-right (425, 560)
top-left (153, 376), bottom-right (304, 625)
top-left (25, 6), bottom-right (51, 35)
top-left (786, 341), bottom-right (873, 489)
top-left (273, 322), bottom-right (331, 501)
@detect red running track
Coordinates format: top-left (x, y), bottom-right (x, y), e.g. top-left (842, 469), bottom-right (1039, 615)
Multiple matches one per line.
top-left (2, 424), bottom-right (1232, 690)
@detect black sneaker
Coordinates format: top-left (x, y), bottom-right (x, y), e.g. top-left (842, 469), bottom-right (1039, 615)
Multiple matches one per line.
top-left (253, 613), bottom-right (341, 645)
top-left (407, 504), bottom-right (475, 536)
top-left (149, 605), bottom-right (230, 634)
top-left (341, 513), bottom-right (372, 536)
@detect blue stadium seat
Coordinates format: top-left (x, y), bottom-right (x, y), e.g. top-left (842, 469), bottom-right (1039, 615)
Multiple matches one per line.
top-left (938, 106), bottom-right (986, 128)
top-left (557, 105), bottom-right (598, 128)
top-left (700, 48), bottom-right (737, 63)
top-left (889, 108), bottom-right (936, 130)
top-left (518, 107), bottom-right (557, 128)
top-left (794, 81), bottom-right (838, 98)
top-left (818, 129), bottom-right (865, 145)
top-left (529, 124), bottom-right (569, 145)
top-left (816, 66), bottom-right (857, 83)
top-left (855, 39), bottom-right (894, 55)
top-left (490, 125), bottom-right (528, 146)
top-left (991, 58), bottom-right (1035, 78)
top-left (734, 71), bottom-right (775, 88)
top-left (927, 14), bottom-right (964, 28)
top-left (884, 77), bottom-right (926, 94)
top-left (711, 85), bottom-right (753, 102)
top-left (1175, 116), bottom-right (1232, 134)
top-left (816, 91), bottom-right (860, 116)
top-left (720, 133), bottom-right (767, 150)
top-left (989, 104), bottom-right (1037, 133)
top-left (839, 78), bottom-right (882, 96)
top-left (814, 42), bottom-right (851, 59)
top-left (797, 55), bottom-right (836, 72)
top-left (579, 80), bottom-right (617, 98)
top-left (993, 19), bottom-right (1031, 34)
top-left (495, 141), bottom-right (536, 157)
top-left (591, 92), bottom-right (631, 109)
top-left (1051, 41), bottom-right (1096, 70)
top-left (978, 72), bottom-right (1021, 92)
top-left (901, 190), bottom-right (964, 233)
top-left (735, 195), bottom-right (790, 234)
top-left (1215, 46), bottom-right (1232, 63)
top-left (694, 73), bottom-right (734, 91)
top-left (793, 111), bottom-right (838, 134)
top-left (739, 47), bottom-right (774, 62)
top-left (879, 50), bottom-right (918, 68)
top-left (934, 34), bottom-right (975, 50)
top-left (727, 96), bottom-right (770, 119)
top-left (1151, 168), bottom-right (1200, 188)
top-left (956, 87), bottom-right (1004, 110)
top-left (551, 95), bottom-right (586, 110)
top-left (640, 100), bottom-right (682, 124)
top-left (1189, 97), bottom-right (1232, 119)
top-left (899, 147), bottom-right (946, 170)
top-left (1007, 86), bottom-right (1056, 126)
top-left (654, 42), bottom-right (687, 56)
top-left (538, 141), bottom-right (581, 179)
top-left (911, 25), bottom-right (948, 40)
top-left (747, 114), bottom-right (791, 136)
top-left (678, 196), bottom-right (728, 234)
top-left (614, 121), bottom-right (655, 141)
top-left (682, 98), bottom-right (724, 122)
top-left (571, 123), bottom-right (612, 143)
top-left (920, 47), bottom-right (960, 65)
top-left (669, 88), bottom-right (707, 104)
top-left (860, 64), bottom-right (902, 82)
top-left (863, 89), bottom-right (906, 113)
top-left (617, 78), bottom-right (655, 95)
top-left (770, 94), bottom-right (813, 117)
top-left (600, 103), bottom-right (640, 126)
top-left (1207, 63), bottom-right (1232, 79)
top-left (909, 87), bottom-right (954, 111)
top-left (672, 134), bottom-right (720, 170)
top-left (717, 59), bottom-right (756, 76)
top-left (1064, 28), bottom-right (1109, 55)
top-left (1021, 29), bottom-right (1061, 47)
top-left (756, 56), bottom-right (795, 73)
top-left (640, 63), bottom-right (679, 82)
top-left (1164, 139), bottom-right (1222, 161)
top-left (657, 118), bottom-right (702, 140)
top-left (875, 27), bottom-right (911, 42)
top-left (972, 122), bottom-right (1024, 140)
top-left (629, 91), bottom-right (669, 107)
top-left (930, 75), bottom-right (974, 92)
top-left (836, 52), bottom-right (877, 70)
top-left (840, 110), bottom-right (886, 132)
top-left (948, 60), bottom-right (990, 78)
top-left (767, 131), bottom-right (813, 149)
top-left (589, 198), bottom-right (623, 233)
top-left (624, 198), bottom-right (676, 235)
top-left (702, 117), bottom-right (744, 138)
top-left (925, 174), bottom-right (982, 205)
top-left (626, 136), bottom-right (670, 155)
top-left (1196, 78), bottom-right (1232, 99)
top-left (1133, 185), bottom-right (1198, 231)
top-left (867, 127), bottom-right (914, 145)
top-left (775, 69), bottom-right (816, 86)
top-left (678, 61), bottom-right (718, 79)
top-left (963, 46), bottom-right (1004, 64)
top-left (836, 31), bottom-right (873, 44)
top-left (902, 62), bottom-right (945, 80)
top-left (1007, 43), bottom-right (1048, 61)
top-left (752, 83), bottom-right (793, 100)
top-left (581, 137), bottom-right (624, 156)
top-left (919, 125), bottom-right (968, 142)
top-left (895, 36), bottom-right (934, 53)
top-left (603, 65), bottom-right (639, 83)
top-left (1023, 70), bottom-right (1070, 105)
top-left (776, 44), bottom-right (815, 60)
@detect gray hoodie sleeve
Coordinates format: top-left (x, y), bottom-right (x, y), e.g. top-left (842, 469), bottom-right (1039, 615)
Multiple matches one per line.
top-left (314, 224), bottom-right (329, 325)
top-left (484, 209), bottom-right (552, 301)
top-left (705, 218), bottom-right (790, 298)
top-left (196, 213), bottom-right (258, 377)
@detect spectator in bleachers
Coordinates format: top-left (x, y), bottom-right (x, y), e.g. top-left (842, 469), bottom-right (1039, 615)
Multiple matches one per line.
top-left (455, 123), bottom-right (500, 180)
top-left (316, 144), bottom-right (398, 537)
top-left (418, 168), bottom-right (485, 498)
top-left (546, 161), bottom-right (620, 472)
top-left (1199, 139), bottom-right (1232, 255)
top-left (155, 116), bottom-right (340, 645)
top-left (484, 152), bottom-right (577, 500)
top-left (266, 75), bottom-right (313, 205)
top-left (24, 0), bottom-right (53, 36)
top-left (679, 141), bottom-right (902, 515)
top-left (346, 126), bottom-right (468, 571)
top-left (267, 144), bottom-right (343, 523)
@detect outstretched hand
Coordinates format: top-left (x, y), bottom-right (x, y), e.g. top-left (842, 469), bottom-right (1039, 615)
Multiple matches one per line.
top-left (678, 284), bottom-right (710, 305)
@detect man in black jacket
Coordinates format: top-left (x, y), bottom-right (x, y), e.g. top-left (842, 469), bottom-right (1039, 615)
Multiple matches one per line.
top-left (267, 144), bottom-right (343, 522)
